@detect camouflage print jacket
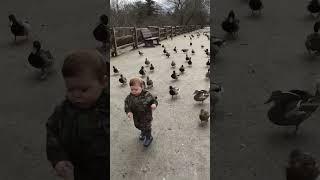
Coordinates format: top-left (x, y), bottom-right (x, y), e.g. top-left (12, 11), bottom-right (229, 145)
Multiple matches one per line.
top-left (124, 89), bottom-right (158, 121)
top-left (46, 88), bottom-right (109, 168)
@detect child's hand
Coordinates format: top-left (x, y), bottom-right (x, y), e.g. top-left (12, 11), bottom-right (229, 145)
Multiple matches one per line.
top-left (54, 160), bottom-right (74, 178)
top-left (151, 104), bottom-right (157, 110)
top-left (127, 112), bottom-right (133, 119)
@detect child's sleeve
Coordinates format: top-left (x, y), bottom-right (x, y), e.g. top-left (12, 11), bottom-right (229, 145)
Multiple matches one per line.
top-left (146, 92), bottom-right (158, 106)
top-left (124, 95), bottom-right (132, 113)
top-left (46, 105), bottom-right (69, 168)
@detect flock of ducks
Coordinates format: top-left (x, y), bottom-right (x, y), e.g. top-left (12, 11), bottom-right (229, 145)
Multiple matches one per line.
top-left (8, 14), bottom-right (108, 79)
top-left (217, 1), bottom-right (320, 178)
top-left (113, 30), bottom-right (213, 125)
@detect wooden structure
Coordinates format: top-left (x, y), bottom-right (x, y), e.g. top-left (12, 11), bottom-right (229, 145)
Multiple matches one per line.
top-left (111, 25), bottom-right (203, 56)
top-left (140, 28), bottom-right (160, 47)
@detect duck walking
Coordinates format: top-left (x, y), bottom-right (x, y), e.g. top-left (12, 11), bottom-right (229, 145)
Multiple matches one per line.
top-left (171, 70), bottom-right (179, 80)
top-left (171, 60), bottom-right (176, 68)
top-left (119, 74), bottom-right (127, 85)
top-left (150, 64), bottom-right (155, 71)
top-left (193, 90), bottom-right (210, 103)
top-left (113, 66), bottom-right (119, 74)
top-left (139, 66), bottom-right (146, 77)
top-left (28, 41), bottom-right (54, 80)
top-left (145, 58), bottom-right (150, 66)
top-left (146, 76), bottom-right (153, 88)
top-left (169, 86), bottom-right (180, 98)
top-left (8, 14), bottom-right (31, 42)
top-left (264, 86), bottom-right (320, 134)
top-left (199, 109), bottom-right (210, 124)
top-left (179, 65), bottom-right (185, 73)
top-left (249, 0), bottom-right (263, 15)
top-left (221, 10), bottom-right (240, 38)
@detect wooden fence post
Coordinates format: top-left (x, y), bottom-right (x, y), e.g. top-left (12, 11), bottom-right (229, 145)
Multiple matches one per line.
top-left (112, 27), bottom-right (118, 56)
top-left (134, 27), bottom-right (138, 49)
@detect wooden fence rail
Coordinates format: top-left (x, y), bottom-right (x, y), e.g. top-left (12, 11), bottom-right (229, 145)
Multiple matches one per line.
top-left (111, 25), bottom-right (203, 57)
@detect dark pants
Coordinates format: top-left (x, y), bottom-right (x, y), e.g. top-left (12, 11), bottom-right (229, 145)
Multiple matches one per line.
top-left (73, 158), bottom-right (108, 180)
top-left (133, 115), bottom-right (152, 138)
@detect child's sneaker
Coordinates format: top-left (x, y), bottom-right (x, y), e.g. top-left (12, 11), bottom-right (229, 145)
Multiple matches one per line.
top-left (139, 131), bottom-right (145, 141)
top-left (143, 136), bottom-right (153, 147)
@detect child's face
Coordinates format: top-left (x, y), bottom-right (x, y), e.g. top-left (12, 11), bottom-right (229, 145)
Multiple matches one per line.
top-left (64, 72), bottom-right (106, 109)
top-left (130, 84), bottom-right (142, 96)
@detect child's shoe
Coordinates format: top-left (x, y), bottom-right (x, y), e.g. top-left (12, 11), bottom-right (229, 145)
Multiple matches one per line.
top-left (143, 135), bottom-right (153, 147)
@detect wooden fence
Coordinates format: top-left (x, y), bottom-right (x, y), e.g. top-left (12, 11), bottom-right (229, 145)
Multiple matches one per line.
top-left (111, 25), bottom-right (203, 56)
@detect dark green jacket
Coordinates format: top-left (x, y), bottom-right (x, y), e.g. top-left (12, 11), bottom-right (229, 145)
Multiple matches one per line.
top-left (124, 89), bottom-right (158, 121)
top-left (46, 89), bottom-right (109, 167)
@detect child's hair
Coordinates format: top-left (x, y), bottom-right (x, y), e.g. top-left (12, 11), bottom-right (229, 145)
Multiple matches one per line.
top-left (62, 49), bottom-right (107, 81)
top-left (129, 77), bottom-right (145, 88)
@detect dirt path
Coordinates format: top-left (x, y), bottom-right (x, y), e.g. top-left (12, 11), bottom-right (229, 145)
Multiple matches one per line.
top-left (110, 28), bottom-right (210, 179)
top-left (213, 0), bottom-right (320, 179)
top-left (0, 0), bottom-right (106, 179)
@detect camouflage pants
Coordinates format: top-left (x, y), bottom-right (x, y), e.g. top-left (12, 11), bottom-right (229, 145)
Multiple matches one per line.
top-left (133, 112), bottom-right (152, 136)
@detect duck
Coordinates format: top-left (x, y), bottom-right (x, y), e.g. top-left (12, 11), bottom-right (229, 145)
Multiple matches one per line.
top-left (163, 48), bottom-right (167, 54)
top-left (169, 86), bottom-right (180, 98)
top-left (28, 41), bottom-right (54, 79)
top-left (166, 52), bottom-right (170, 58)
top-left (191, 49), bottom-right (195, 54)
top-left (8, 14), bottom-right (31, 42)
top-left (206, 69), bottom-right (210, 78)
top-left (171, 70), bottom-right (179, 80)
top-left (119, 74), bottom-right (127, 85)
top-left (201, 45), bottom-right (204, 48)
top-left (199, 109), bottom-right (210, 124)
top-left (190, 42), bottom-right (192, 46)
top-left (206, 59), bottom-right (210, 66)
top-left (286, 149), bottom-right (319, 180)
top-left (174, 46), bottom-right (177, 53)
top-left (186, 54), bottom-right (191, 61)
top-left (193, 90), bottom-right (209, 103)
top-left (306, 21), bottom-right (320, 55)
top-left (184, 35), bottom-right (186, 38)
top-left (188, 59), bottom-right (192, 66)
top-left (171, 60), bottom-right (176, 68)
top-left (221, 10), bottom-right (240, 38)
top-left (264, 85), bottom-right (320, 134)
top-left (93, 14), bottom-right (109, 48)
top-left (206, 51), bottom-right (210, 57)
top-left (113, 66), bottom-right (119, 74)
top-left (138, 51), bottom-right (144, 56)
top-left (146, 76), bottom-right (153, 88)
top-left (307, 0), bottom-right (320, 17)
top-left (150, 64), bottom-right (154, 71)
top-left (145, 58), bottom-right (150, 66)
top-left (249, 0), bottom-right (263, 15)
top-left (139, 66), bottom-right (146, 76)
top-left (179, 65), bottom-right (185, 73)
top-left (211, 83), bottom-right (223, 108)
top-left (162, 44), bottom-right (165, 48)
top-left (181, 48), bottom-right (189, 53)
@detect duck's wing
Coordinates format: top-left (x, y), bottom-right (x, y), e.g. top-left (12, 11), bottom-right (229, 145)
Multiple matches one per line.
top-left (289, 90), bottom-right (313, 101)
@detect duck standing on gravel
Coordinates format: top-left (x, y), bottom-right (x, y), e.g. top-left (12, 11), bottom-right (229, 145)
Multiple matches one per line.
top-left (8, 14), bottom-right (31, 42)
top-left (139, 66), bottom-right (146, 77)
top-left (174, 46), bottom-right (177, 53)
top-left (307, 0), bottom-right (320, 17)
top-left (150, 64), bottom-right (154, 71)
top-left (119, 74), bottom-right (127, 85)
top-left (166, 52), bottom-right (170, 58)
top-left (169, 86), bottom-right (179, 98)
top-left (113, 66), bottom-right (119, 74)
top-left (93, 14), bottom-right (109, 49)
top-left (193, 90), bottom-right (210, 103)
top-left (171, 70), bottom-right (179, 80)
top-left (171, 60), bottom-right (176, 68)
top-left (249, 0), bottom-right (263, 15)
top-left (146, 76), bottom-right (153, 88)
top-left (306, 21), bottom-right (320, 55)
top-left (286, 149), bottom-right (320, 180)
top-left (264, 84), bottom-right (320, 134)
top-left (28, 41), bottom-right (54, 80)
top-left (179, 65), bottom-right (185, 73)
top-left (145, 58), bottom-right (150, 66)
top-left (221, 10), bottom-right (240, 38)
top-left (199, 109), bottom-right (210, 124)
